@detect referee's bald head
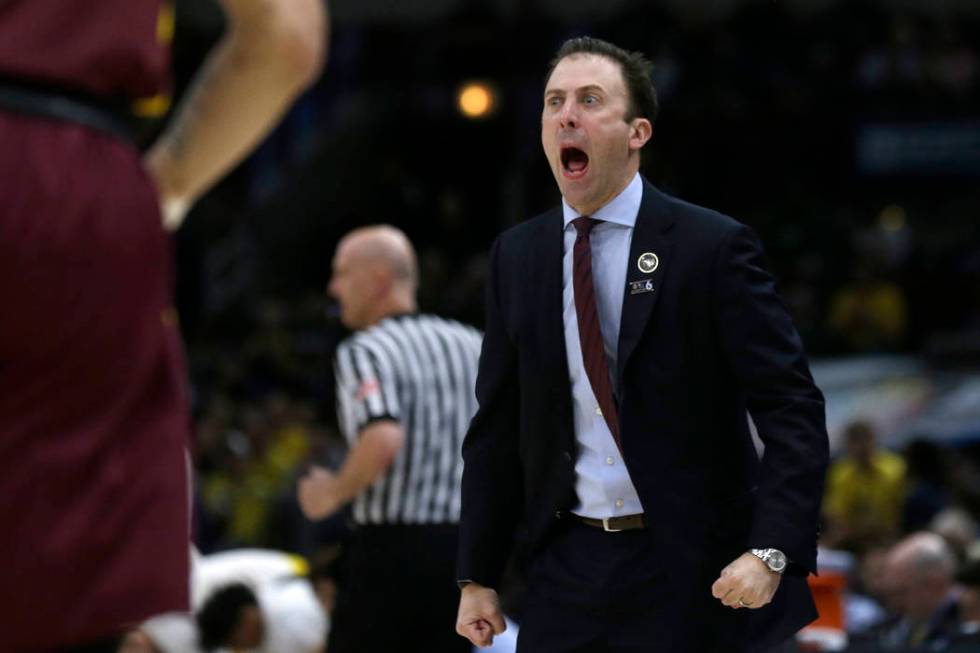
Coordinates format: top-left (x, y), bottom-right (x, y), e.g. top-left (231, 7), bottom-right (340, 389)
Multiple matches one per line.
top-left (340, 225), bottom-right (418, 290)
top-left (329, 225), bottom-right (419, 329)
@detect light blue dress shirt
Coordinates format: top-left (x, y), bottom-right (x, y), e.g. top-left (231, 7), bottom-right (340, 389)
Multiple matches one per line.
top-left (562, 172), bottom-right (644, 519)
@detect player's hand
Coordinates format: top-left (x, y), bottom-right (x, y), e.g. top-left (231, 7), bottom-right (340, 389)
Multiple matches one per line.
top-left (297, 465), bottom-right (342, 520)
top-left (711, 552), bottom-right (781, 610)
top-left (456, 583), bottom-right (506, 647)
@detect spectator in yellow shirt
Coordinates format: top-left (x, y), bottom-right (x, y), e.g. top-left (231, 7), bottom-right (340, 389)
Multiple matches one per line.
top-left (824, 421), bottom-right (907, 551)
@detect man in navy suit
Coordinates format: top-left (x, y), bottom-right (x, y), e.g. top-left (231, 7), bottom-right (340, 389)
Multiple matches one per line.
top-left (455, 37), bottom-right (829, 653)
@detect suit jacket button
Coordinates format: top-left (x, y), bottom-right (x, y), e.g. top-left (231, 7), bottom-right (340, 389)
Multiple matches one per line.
top-left (562, 451), bottom-right (572, 463)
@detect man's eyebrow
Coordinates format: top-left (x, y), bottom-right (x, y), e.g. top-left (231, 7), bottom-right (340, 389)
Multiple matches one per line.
top-left (544, 84), bottom-right (606, 97)
top-left (544, 84), bottom-right (607, 97)
top-left (576, 84), bottom-right (606, 95)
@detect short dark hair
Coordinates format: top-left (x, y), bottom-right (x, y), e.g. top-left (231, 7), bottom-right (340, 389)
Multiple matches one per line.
top-left (545, 36), bottom-right (658, 126)
top-left (196, 583), bottom-right (259, 651)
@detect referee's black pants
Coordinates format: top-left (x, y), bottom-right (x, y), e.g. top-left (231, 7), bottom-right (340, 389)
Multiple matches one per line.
top-left (328, 522), bottom-right (470, 653)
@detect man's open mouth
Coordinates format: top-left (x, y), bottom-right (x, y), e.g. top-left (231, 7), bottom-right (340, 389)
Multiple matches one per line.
top-left (560, 146), bottom-right (589, 178)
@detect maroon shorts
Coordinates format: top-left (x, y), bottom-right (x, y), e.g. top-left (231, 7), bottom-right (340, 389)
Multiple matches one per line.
top-left (0, 112), bottom-right (190, 652)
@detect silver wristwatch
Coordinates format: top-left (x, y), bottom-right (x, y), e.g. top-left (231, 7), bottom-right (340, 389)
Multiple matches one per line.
top-left (750, 548), bottom-right (788, 574)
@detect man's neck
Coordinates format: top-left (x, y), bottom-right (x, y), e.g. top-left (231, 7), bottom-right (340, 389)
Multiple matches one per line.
top-left (566, 164), bottom-right (640, 216)
top-left (365, 296), bottom-right (417, 328)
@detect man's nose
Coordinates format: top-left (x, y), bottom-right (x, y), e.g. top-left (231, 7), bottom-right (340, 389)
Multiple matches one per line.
top-left (559, 102), bottom-right (578, 129)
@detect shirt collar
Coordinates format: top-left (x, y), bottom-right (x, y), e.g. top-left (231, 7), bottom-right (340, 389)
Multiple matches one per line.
top-left (562, 172), bottom-right (642, 230)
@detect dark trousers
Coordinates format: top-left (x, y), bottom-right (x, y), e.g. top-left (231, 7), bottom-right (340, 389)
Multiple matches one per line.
top-left (328, 523), bottom-right (470, 653)
top-left (516, 520), bottom-right (670, 653)
top-left (516, 520), bottom-right (750, 653)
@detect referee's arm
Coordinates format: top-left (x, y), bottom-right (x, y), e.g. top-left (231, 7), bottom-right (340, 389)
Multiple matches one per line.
top-left (298, 420), bottom-right (403, 520)
top-left (299, 339), bottom-right (403, 521)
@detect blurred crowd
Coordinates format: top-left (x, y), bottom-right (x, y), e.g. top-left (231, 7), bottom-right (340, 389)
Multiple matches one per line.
top-left (185, 297), bottom-right (347, 556)
top-left (802, 420), bottom-right (980, 652)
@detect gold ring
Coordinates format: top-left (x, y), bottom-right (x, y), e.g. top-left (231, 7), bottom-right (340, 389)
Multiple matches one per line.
top-left (738, 599), bottom-right (752, 607)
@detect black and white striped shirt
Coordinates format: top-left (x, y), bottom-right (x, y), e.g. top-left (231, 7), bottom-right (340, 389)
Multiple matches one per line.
top-left (334, 313), bottom-right (482, 525)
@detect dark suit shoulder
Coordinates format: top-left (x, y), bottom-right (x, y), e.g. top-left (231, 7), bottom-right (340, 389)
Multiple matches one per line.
top-left (642, 184), bottom-right (767, 268)
top-left (492, 206), bottom-right (562, 259)
top-left (652, 184), bottom-right (746, 241)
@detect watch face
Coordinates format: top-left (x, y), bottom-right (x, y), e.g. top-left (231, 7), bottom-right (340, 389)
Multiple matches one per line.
top-left (768, 550), bottom-right (787, 571)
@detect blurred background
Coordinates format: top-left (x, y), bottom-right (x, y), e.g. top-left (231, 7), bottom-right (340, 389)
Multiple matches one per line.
top-left (157, 0), bottom-right (979, 650)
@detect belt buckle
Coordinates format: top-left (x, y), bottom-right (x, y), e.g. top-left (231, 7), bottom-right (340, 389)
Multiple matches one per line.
top-left (601, 517), bottom-right (623, 533)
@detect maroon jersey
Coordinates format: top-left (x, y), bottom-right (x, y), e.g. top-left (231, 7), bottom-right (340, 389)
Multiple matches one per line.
top-left (0, 0), bottom-right (171, 103)
top-left (0, 3), bottom-right (188, 650)
top-left (0, 113), bottom-right (192, 652)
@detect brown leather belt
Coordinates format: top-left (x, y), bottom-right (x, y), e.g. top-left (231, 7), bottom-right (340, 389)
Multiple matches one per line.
top-left (566, 512), bottom-right (646, 532)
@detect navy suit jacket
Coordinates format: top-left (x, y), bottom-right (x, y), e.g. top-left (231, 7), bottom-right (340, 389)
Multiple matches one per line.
top-left (458, 178), bottom-right (829, 652)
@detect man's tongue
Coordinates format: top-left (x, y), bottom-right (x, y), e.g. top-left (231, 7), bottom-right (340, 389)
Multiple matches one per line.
top-left (565, 149), bottom-right (588, 173)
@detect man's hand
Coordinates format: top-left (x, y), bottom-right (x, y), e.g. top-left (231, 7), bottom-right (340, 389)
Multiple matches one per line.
top-left (456, 583), bottom-right (506, 648)
top-left (711, 552), bottom-right (781, 609)
top-left (297, 465), bottom-right (342, 520)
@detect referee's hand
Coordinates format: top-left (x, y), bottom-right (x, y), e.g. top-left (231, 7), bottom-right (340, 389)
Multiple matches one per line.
top-left (456, 583), bottom-right (506, 648)
top-left (297, 465), bottom-right (342, 520)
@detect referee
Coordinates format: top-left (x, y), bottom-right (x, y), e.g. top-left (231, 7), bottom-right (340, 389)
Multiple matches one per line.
top-left (298, 225), bottom-right (480, 653)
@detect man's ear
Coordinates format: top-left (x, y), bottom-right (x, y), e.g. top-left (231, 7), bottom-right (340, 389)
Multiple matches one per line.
top-left (629, 118), bottom-right (653, 151)
top-left (371, 268), bottom-right (394, 298)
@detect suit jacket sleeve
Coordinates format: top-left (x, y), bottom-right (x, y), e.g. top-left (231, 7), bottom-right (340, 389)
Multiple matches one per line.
top-left (457, 236), bottom-right (524, 588)
top-left (712, 223), bottom-right (829, 573)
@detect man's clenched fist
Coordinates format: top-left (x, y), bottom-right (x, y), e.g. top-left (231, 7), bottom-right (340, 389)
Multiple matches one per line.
top-left (456, 583), bottom-right (507, 648)
top-left (711, 551), bottom-right (781, 610)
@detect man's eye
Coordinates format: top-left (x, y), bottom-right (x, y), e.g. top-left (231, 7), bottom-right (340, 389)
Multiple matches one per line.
top-left (583, 95), bottom-right (598, 104)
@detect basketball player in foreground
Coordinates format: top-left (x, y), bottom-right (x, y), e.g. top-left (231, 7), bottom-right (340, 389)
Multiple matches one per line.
top-left (0, 1), bottom-right (327, 650)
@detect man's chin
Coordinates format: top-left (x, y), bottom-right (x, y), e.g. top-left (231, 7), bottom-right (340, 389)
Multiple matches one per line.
top-left (558, 182), bottom-right (594, 210)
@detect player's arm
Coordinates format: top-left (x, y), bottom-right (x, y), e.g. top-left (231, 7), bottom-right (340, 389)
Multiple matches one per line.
top-left (145, 0), bottom-right (328, 230)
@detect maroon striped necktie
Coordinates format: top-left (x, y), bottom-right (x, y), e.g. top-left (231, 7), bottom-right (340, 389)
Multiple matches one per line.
top-left (572, 216), bottom-right (622, 454)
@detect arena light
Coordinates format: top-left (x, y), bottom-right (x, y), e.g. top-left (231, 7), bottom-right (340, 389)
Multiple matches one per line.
top-left (879, 204), bottom-right (907, 232)
top-left (457, 81), bottom-right (497, 119)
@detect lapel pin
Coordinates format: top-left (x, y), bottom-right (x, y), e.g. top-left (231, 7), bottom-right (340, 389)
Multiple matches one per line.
top-left (629, 279), bottom-right (655, 295)
top-left (637, 252), bottom-right (659, 274)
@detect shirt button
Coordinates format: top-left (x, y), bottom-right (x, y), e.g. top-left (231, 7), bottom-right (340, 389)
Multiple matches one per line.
top-left (615, 498), bottom-right (624, 508)
top-left (606, 457), bottom-right (615, 465)
top-left (595, 406), bottom-right (603, 416)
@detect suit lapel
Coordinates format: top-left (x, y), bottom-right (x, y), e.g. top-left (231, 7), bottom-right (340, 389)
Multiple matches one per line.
top-left (537, 208), bottom-right (572, 386)
top-left (535, 208), bottom-right (576, 443)
top-left (615, 180), bottom-right (676, 391)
